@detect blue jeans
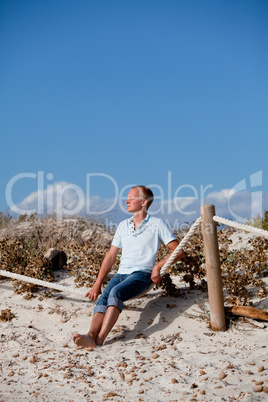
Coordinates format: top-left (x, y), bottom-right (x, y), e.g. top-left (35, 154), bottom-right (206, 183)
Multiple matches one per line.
top-left (94, 271), bottom-right (153, 315)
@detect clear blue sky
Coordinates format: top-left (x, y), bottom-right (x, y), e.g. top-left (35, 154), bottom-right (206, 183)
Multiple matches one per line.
top-left (1, 0), bottom-right (267, 214)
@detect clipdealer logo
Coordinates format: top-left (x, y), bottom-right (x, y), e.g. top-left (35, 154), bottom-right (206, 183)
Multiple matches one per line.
top-left (4, 170), bottom-right (264, 223)
top-left (228, 170), bottom-right (263, 222)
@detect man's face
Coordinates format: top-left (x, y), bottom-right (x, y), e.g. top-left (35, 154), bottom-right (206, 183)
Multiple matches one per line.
top-left (126, 188), bottom-right (146, 213)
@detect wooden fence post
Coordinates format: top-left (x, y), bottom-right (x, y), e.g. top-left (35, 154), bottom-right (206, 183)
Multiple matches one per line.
top-left (200, 204), bottom-right (226, 331)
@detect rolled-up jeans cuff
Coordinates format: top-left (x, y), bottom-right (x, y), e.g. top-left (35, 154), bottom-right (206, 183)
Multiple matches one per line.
top-left (93, 304), bottom-right (107, 315)
top-left (107, 296), bottom-right (123, 312)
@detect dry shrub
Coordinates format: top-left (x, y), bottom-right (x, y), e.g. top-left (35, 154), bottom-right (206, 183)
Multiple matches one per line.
top-left (156, 226), bottom-right (267, 305)
top-left (0, 215), bottom-right (114, 295)
top-left (218, 228), bottom-right (268, 305)
top-left (0, 308), bottom-right (15, 321)
top-left (0, 216), bottom-right (267, 305)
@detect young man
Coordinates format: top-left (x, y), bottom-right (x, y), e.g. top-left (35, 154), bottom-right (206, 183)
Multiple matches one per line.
top-left (72, 185), bottom-right (184, 348)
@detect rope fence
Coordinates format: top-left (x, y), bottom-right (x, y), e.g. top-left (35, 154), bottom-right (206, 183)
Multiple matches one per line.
top-left (213, 216), bottom-right (268, 239)
top-left (160, 217), bottom-right (201, 276)
top-left (0, 269), bottom-right (86, 296)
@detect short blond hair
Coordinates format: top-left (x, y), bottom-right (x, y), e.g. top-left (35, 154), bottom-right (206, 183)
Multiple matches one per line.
top-left (131, 185), bottom-right (154, 210)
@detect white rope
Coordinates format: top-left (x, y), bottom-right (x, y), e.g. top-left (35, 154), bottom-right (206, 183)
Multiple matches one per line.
top-left (213, 216), bottom-right (268, 239)
top-left (160, 217), bottom-right (202, 276)
top-left (0, 269), bottom-right (85, 296)
top-left (129, 217), bottom-right (202, 299)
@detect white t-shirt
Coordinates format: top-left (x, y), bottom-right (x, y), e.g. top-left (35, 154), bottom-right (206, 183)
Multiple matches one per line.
top-left (111, 214), bottom-right (177, 274)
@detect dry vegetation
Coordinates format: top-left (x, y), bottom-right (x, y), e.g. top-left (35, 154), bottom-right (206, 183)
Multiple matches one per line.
top-left (0, 214), bottom-right (267, 305)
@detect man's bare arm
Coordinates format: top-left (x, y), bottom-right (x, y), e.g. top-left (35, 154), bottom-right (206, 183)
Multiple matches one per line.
top-left (151, 240), bottom-right (184, 284)
top-left (85, 245), bottom-right (120, 300)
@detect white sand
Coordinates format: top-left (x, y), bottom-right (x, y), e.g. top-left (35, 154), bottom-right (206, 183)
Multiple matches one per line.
top-left (1, 232), bottom-right (268, 401)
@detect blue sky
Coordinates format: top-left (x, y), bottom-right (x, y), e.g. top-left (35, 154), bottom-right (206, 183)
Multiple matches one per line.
top-left (1, 0), bottom-right (267, 223)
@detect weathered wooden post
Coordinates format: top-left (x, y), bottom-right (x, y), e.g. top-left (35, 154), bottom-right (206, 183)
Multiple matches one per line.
top-left (200, 204), bottom-right (226, 331)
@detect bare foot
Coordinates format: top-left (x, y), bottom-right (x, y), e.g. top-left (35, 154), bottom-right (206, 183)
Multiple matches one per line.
top-left (72, 333), bottom-right (96, 349)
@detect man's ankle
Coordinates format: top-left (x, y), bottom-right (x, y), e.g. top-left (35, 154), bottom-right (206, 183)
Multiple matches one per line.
top-left (95, 335), bottom-right (104, 346)
top-left (88, 331), bottom-right (97, 341)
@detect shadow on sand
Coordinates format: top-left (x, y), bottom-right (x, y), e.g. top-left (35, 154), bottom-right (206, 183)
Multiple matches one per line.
top-left (105, 287), bottom-right (209, 343)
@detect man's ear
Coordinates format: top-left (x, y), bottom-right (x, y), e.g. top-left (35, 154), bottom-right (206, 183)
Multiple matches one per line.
top-left (142, 199), bottom-right (148, 208)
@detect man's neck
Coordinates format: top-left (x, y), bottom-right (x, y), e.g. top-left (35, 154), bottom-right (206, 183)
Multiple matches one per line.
top-left (132, 210), bottom-right (147, 229)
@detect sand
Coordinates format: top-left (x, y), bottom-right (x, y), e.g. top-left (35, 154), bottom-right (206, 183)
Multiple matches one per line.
top-left (1, 233), bottom-right (268, 401)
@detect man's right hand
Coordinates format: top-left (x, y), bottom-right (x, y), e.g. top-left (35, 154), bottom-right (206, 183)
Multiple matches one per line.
top-left (85, 283), bottom-right (101, 301)
top-left (151, 264), bottom-right (163, 284)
